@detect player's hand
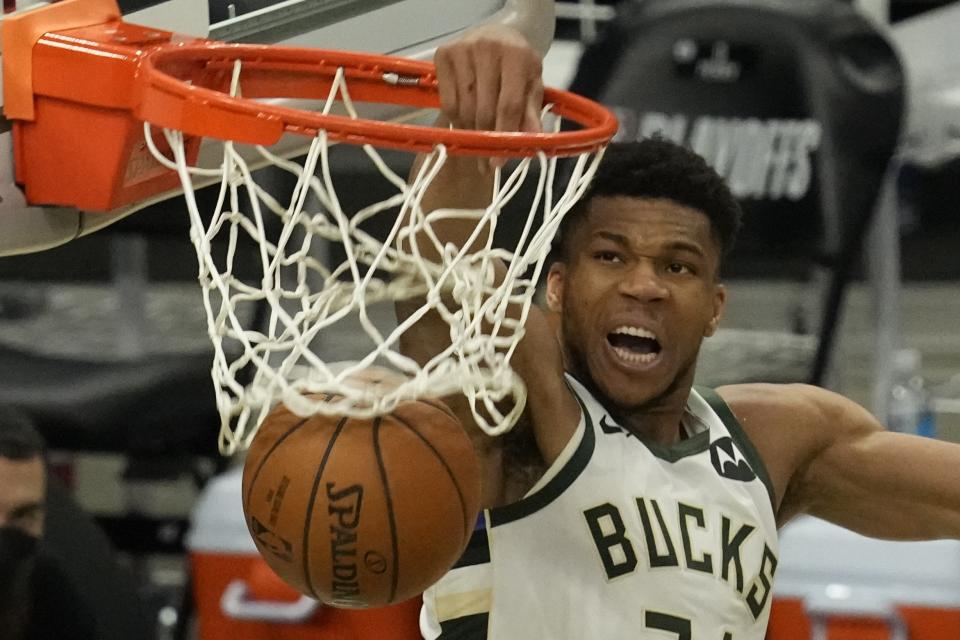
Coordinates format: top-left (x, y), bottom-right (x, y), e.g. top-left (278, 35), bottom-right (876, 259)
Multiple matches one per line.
top-left (434, 23), bottom-right (545, 136)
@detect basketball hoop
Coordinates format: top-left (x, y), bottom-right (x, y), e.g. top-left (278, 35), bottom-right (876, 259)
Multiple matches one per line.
top-left (3, 5), bottom-right (616, 454)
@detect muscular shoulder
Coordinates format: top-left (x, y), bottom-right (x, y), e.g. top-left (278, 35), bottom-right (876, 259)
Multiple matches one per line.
top-left (717, 382), bottom-right (874, 439)
top-left (714, 383), bottom-right (879, 523)
top-left (717, 383), bottom-right (836, 428)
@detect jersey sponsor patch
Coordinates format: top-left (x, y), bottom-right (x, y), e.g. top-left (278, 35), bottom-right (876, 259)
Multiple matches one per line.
top-left (709, 437), bottom-right (756, 482)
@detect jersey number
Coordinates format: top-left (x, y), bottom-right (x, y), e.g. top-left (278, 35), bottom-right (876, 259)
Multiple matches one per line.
top-left (645, 611), bottom-right (732, 640)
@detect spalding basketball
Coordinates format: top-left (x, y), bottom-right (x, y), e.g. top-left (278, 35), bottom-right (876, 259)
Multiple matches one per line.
top-left (241, 393), bottom-right (481, 607)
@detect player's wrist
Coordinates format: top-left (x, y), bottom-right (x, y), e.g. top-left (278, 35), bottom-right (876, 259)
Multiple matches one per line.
top-left (495, 0), bottom-right (555, 56)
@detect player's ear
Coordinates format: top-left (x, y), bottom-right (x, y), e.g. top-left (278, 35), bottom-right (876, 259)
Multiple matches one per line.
top-left (704, 283), bottom-right (726, 337)
top-left (546, 262), bottom-right (565, 313)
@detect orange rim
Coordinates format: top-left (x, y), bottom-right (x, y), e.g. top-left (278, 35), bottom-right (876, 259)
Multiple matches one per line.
top-left (138, 42), bottom-right (618, 157)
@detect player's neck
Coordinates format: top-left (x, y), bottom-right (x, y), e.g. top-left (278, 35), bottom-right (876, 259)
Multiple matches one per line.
top-left (615, 393), bottom-right (689, 446)
top-left (612, 369), bottom-right (696, 445)
top-left (566, 360), bottom-right (696, 445)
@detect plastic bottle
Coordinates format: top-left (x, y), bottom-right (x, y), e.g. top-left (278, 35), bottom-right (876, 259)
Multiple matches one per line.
top-left (886, 348), bottom-right (936, 437)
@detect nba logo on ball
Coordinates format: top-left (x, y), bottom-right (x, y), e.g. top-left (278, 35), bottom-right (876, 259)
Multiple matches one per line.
top-left (248, 516), bottom-right (293, 562)
top-left (242, 393), bottom-right (481, 607)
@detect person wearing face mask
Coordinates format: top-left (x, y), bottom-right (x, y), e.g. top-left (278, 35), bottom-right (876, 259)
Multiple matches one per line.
top-left (0, 406), bottom-right (98, 640)
top-left (0, 405), bottom-right (47, 640)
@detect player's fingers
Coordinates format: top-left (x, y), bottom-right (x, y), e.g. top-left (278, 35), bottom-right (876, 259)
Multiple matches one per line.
top-left (494, 48), bottom-right (542, 134)
top-left (473, 46), bottom-right (502, 133)
top-left (434, 46), bottom-right (459, 125)
top-left (521, 78), bottom-right (545, 134)
top-left (493, 74), bottom-right (525, 135)
top-left (436, 44), bottom-right (476, 129)
top-left (449, 49), bottom-right (477, 130)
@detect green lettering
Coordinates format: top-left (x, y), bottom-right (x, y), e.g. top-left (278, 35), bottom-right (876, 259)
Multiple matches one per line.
top-left (637, 498), bottom-right (679, 568)
top-left (584, 503), bottom-right (638, 579)
top-left (746, 543), bottom-right (778, 619)
top-left (721, 516), bottom-right (755, 593)
top-left (678, 503), bottom-right (713, 575)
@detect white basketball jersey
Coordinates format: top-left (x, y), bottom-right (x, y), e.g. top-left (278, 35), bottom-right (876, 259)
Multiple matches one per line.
top-left (421, 375), bottom-right (779, 640)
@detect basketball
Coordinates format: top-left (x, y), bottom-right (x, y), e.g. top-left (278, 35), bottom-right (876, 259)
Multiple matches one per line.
top-left (241, 392), bottom-right (481, 608)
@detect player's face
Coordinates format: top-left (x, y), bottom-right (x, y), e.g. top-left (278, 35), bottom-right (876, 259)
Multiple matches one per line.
top-left (0, 455), bottom-right (45, 537)
top-left (547, 196), bottom-right (726, 411)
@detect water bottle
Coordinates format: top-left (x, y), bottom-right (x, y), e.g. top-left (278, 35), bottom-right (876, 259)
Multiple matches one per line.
top-left (886, 348), bottom-right (936, 437)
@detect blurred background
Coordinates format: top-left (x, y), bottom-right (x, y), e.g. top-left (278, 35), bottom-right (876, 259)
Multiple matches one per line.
top-left (0, 0), bottom-right (958, 638)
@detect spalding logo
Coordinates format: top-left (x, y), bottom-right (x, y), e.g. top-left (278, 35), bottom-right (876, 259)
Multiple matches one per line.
top-left (327, 482), bottom-right (364, 602)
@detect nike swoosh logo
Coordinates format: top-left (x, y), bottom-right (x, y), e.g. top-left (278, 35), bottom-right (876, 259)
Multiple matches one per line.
top-left (600, 414), bottom-right (622, 434)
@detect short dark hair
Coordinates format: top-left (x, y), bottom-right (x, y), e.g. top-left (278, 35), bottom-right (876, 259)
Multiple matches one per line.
top-left (552, 137), bottom-right (742, 264)
top-left (0, 406), bottom-right (44, 461)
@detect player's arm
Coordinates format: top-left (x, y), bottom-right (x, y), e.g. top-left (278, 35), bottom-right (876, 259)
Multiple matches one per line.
top-left (485, 0), bottom-right (555, 57)
top-left (720, 383), bottom-right (960, 540)
top-left (396, 5), bottom-right (579, 473)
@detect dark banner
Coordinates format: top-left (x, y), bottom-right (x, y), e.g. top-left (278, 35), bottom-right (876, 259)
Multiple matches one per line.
top-left (570, 0), bottom-right (903, 278)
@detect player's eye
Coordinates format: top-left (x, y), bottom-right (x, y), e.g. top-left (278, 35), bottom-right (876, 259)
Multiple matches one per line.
top-left (594, 251), bottom-right (623, 264)
top-left (666, 262), bottom-right (692, 275)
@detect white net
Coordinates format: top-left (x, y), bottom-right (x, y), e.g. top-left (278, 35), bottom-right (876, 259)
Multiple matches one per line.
top-left (145, 61), bottom-right (605, 455)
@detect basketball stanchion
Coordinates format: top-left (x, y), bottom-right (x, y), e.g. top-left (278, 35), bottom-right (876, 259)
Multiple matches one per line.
top-left (2, 0), bottom-right (616, 607)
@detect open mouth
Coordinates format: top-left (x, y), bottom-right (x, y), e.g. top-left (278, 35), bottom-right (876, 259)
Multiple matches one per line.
top-left (607, 326), bottom-right (662, 365)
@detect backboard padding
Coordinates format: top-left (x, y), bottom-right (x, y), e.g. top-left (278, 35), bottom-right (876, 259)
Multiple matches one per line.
top-left (0, 0), bottom-right (527, 256)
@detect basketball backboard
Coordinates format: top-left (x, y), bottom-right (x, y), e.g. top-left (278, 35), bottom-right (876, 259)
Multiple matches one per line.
top-left (0, 0), bottom-right (551, 256)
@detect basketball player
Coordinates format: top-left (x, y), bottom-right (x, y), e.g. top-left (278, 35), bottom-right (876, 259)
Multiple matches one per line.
top-left (398, 8), bottom-right (960, 640)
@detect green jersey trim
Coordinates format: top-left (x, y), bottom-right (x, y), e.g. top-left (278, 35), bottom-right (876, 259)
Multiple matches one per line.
top-left (695, 386), bottom-right (777, 513)
top-left (621, 421), bottom-right (712, 462)
top-left (489, 391), bottom-right (596, 527)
